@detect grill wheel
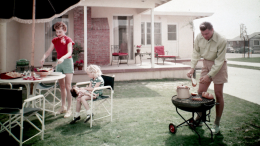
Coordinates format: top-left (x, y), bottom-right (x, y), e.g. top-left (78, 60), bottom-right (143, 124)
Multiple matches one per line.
top-left (188, 119), bottom-right (195, 129)
top-left (169, 123), bottom-right (177, 134)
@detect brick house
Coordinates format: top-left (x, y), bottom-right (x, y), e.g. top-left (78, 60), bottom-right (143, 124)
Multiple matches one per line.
top-left (0, 0), bottom-right (213, 72)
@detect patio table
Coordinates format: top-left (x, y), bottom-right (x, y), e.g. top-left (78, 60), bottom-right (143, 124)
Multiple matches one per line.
top-left (0, 74), bottom-right (65, 113)
top-left (135, 52), bottom-right (151, 65)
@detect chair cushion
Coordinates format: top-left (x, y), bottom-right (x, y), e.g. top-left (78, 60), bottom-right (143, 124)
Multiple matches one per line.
top-left (154, 46), bottom-right (165, 55)
top-left (0, 108), bottom-right (41, 115)
top-left (112, 53), bottom-right (119, 56)
top-left (0, 109), bottom-right (20, 114)
top-left (118, 53), bottom-right (128, 56)
top-left (36, 83), bottom-right (54, 90)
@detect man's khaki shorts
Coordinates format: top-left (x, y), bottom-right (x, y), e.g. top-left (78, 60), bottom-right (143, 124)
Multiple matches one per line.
top-left (201, 59), bottom-right (228, 84)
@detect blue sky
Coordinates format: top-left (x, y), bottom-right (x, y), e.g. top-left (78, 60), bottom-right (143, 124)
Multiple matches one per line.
top-left (156, 0), bottom-right (260, 39)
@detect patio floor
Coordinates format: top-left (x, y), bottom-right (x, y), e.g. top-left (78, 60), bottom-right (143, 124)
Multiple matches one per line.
top-left (73, 59), bottom-right (192, 82)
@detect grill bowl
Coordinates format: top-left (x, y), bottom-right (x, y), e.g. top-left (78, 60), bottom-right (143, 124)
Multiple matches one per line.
top-left (172, 95), bottom-right (215, 112)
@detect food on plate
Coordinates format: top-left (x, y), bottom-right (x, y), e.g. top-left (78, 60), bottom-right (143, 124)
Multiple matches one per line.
top-left (23, 76), bottom-right (42, 80)
top-left (34, 67), bottom-right (53, 72)
top-left (191, 92), bottom-right (198, 96)
top-left (192, 97), bottom-right (202, 101)
top-left (202, 92), bottom-right (214, 100)
top-left (5, 72), bottom-right (23, 78)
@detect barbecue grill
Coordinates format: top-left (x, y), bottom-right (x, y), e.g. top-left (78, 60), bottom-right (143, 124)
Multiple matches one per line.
top-left (169, 95), bottom-right (218, 143)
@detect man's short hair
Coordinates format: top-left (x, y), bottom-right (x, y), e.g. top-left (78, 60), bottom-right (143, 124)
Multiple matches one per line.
top-left (199, 22), bottom-right (213, 31)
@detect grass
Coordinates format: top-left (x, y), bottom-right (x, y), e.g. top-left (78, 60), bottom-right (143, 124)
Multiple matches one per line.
top-left (227, 57), bottom-right (260, 63)
top-left (1, 79), bottom-right (260, 146)
top-left (227, 64), bottom-right (260, 71)
top-left (227, 57), bottom-right (260, 70)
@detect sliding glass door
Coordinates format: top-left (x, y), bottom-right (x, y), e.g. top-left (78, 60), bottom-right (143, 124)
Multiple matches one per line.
top-left (113, 16), bottom-right (133, 59)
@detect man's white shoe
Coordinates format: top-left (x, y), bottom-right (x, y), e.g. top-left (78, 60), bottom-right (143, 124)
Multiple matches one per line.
top-left (211, 124), bottom-right (220, 135)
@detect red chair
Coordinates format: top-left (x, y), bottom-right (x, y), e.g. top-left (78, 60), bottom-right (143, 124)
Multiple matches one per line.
top-left (154, 46), bottom-right (176, 65)
top-left (111, 45), bottom-right (129, 66)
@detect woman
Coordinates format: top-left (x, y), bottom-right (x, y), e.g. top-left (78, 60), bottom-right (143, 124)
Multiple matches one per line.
top-left (40, 22), bottom-right (74, 118)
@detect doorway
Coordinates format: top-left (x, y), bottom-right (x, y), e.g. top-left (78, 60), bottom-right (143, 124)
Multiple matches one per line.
top-left (113, 16), bottom-right (133, 59)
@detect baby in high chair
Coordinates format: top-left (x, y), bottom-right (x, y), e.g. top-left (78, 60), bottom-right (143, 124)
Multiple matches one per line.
top-left (70, 65), bottom-right (104, 124)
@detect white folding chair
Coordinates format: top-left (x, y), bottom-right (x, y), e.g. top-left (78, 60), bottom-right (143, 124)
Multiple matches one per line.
top-left (72, 74), bottom-right (114, 127)
top-left (35, 81), bottom-right (61, 116)
top-left (0, 88), bottom-right (45, 146)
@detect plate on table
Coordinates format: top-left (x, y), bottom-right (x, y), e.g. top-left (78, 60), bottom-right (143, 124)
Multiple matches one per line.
top-left (0, 72), bottom-right (24, 79)
top-left (50, 72), bottom-right (63, 76)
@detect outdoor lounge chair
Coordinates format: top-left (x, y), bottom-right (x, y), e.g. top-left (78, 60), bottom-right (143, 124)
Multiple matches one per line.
top-left (72, 74), bottom-right (115, 128)
top-left (0, 88), bottom-right (45, 146)
top-left (111, 45), bottom-right (129, 66)
top-left (154, 46), bottom-right (176, 65)
top-left (35, 81), bottom-right (61, 116)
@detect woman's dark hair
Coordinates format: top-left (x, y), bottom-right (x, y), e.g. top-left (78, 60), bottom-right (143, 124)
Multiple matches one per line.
top-left (70, 89), bottom-right (78, 98)
top-left (54, 21), bottom-right (67, 31)
top-left (199, 22), bottom-right (213, 31)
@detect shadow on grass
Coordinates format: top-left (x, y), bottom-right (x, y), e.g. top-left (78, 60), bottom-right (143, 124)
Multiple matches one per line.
top-left (53, 119), bottom-right (102, 136)
top-left (165, 129), bottom-right (227, 146)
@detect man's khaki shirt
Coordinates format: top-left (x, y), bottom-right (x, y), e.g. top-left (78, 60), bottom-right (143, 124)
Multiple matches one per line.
top-left (191, 31), bottom-right (227, 77)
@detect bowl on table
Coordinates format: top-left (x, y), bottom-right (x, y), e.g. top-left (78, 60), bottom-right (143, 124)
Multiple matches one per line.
top-left (34, 68), bottom-right (53, 77)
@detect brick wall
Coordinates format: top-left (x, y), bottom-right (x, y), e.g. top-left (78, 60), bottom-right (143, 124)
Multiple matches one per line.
top-left (73, 7), bottom-right (110, 66)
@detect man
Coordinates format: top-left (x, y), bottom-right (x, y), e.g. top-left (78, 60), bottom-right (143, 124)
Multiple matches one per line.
top-left (187, 22), bottom-right (228, 134)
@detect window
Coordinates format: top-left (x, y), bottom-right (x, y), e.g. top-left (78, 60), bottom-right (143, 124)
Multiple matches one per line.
top-left (141, 22), bottom-right (145, 45)
top-left (146, 22), bottom-right (151, 45)
top-left (154, 23), bottom-right (161, 45)
top-left (144, 22), bottom-right (161, 45)
top-left (168, 25), bottom-right (177, 41)
top-left (253, 40), bottom-right (260, 46)
top-left (45, 15), bottom-right (69, 62)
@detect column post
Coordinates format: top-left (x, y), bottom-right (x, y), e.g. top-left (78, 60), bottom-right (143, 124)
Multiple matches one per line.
top-left (151, 8), bottom-right (155, 68)
top-left (84, 6), bottom-right (88, 69)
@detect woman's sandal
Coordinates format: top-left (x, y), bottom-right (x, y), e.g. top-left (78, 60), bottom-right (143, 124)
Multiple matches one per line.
top-left (56, 107), bottom-right (67, 115)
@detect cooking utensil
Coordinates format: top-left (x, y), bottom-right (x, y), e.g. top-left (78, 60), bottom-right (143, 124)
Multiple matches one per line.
top-left (190, 74), bottom-right (197, 87)
top-left (176, 85), bottom-right (190, 99)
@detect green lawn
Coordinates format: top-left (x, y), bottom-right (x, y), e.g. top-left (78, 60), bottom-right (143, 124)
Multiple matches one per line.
top-left (228, 57), bottom-right (260, 63)
top-left (1, 79), bottom-right (260, 146)
top-left (227, 64), bottom-right (260, 71)
top-left (227, 57), bottom-right (260, 70)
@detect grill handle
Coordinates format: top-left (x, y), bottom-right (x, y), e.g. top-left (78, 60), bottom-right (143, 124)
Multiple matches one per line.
top-left (204, 102), bottom-right (219, 107)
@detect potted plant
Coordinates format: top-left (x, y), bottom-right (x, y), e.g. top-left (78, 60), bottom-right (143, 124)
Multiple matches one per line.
top-left (72, 42), bottom-right (84, 63)
top-left (74, 62), bottom-right (78, 70)
top-left (136, 45), bottom-right (142, 53)
top-left (75, 60), bottom-right (84, 70)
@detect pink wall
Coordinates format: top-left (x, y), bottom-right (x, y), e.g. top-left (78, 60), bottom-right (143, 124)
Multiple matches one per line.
top-left (74, 7), bottom-right (110, 65)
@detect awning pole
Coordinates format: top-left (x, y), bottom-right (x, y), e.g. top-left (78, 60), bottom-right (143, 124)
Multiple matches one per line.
top-left (151, 8), bottom-right (155, 68)
top-left (84, 6), bottom-right (88, 69)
